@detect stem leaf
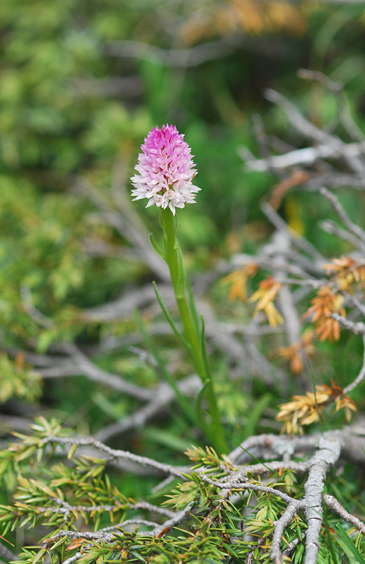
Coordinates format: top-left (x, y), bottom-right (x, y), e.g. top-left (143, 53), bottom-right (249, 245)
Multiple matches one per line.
top-left (149, 234), bottom-right (166, 261)
top-left (134, 309), bottom-right (197, 426)
top-left (153, 282), bottom-right (192, 355)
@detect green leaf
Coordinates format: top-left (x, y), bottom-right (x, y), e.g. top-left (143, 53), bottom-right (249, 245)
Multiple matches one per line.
top-left (242, 394), bottom-right (272, 440)
top-left (50, 537), bottom-right (68, 550)
top-left (67, 444), bottom-right (77, 460)
top-left (336, 524), bottom-right (365, 563)
top-left (130, 550), bottom-right (146, 562)
top-left (32, 549), bottom-right (47, 564)
top-left (16, 446), bottom-right (37, 463)
top-left (153, 281), bottom-right (191, 354)
top-left (149, 234), bottom-right (166, 261)
top-left (323, 506), bottom-right (340, 564)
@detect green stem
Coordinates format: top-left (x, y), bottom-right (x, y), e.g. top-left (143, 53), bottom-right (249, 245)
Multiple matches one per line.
top-left (161, 208), bottom-right (226, 452)
top-left (161, 209), bottom-right (201, 367)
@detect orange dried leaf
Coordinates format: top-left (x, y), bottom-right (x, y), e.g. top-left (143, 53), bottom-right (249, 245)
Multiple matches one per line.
top-left (66, 540), bottom-right (85, 551)
top-left (277, 380), bottom-right (356, 434)
top-left (323, 256), bottom-right (365, 292)
top-left (249, 276), bottom-right (284, 327)
top-left (303, 286), bottom-right (345, 342)
top-left (222, 264), bottom-right (258, 302)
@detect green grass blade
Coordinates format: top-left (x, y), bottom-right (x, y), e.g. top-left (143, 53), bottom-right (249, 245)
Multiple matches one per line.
top-left (336, 523), bottom-right (365, 563)
top-left (323, 505), bottom-right (340, 564)
top-left (242, 394), bottom-right (272, 440)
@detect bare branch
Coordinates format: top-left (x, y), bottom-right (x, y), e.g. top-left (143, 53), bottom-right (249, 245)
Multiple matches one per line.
top-left (265, 89), bottom-right (365, 175)
top-left (59, 343), bottom-right (153, 401)
top-left (320, 187), bottom-right (365, 247)
top-left (47, 503), bottom-right (193, 542)
top-left (200, 474), bottom-right (297, 505)
top-left (150, 503), bottom-right (194, 538)
top-left (323, 493), bottom-right (365, 535)
top-left (346, 294), bottom-right (365, 317)
top-left (42, 435), bottom-right (184, 479)
top-left (306, 173), bottom-right (365, 192)
top-left (320, 219), bottom-right (365, 250)
top-left (102, 38), bottom-right (239, 67)
top-left (282, 533), bottom-right (306, 557)
top-left (83, 284), bottom-right (173, 322)
top-left (261, 202), bottom-right (324, 263)
top-left (95, 374), bottom-right (200, 442)
top-left (330, 313), bottom-right (365, 335)
top-left (72, 176), bottom-right (170, 281)
top-left (41, 496), bottom-right (175, 520)
top-left (271, 500), bottom-right (303, 564)
top-left (243, 142), bottom-right (365, 172)
top-left (61, 553), bottom-right (82, 564)
top-left (298, 68), bottom-right (365, 143)
top-left (265, 88), bottom-right (344, 147)
top-left (237, 459), bottom-right (312, 478)
top-left (303, 437), bottom-right (341, 564)
top-left (228, 429), bottom-right (365, 466)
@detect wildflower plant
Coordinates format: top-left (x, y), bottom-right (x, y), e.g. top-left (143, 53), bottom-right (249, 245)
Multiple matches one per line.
top-left (131, 124), bottom-right (225, 451)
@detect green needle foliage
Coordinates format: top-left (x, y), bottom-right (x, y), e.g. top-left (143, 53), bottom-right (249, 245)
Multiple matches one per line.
top-left (1, 421), bottom-right (364, 564)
